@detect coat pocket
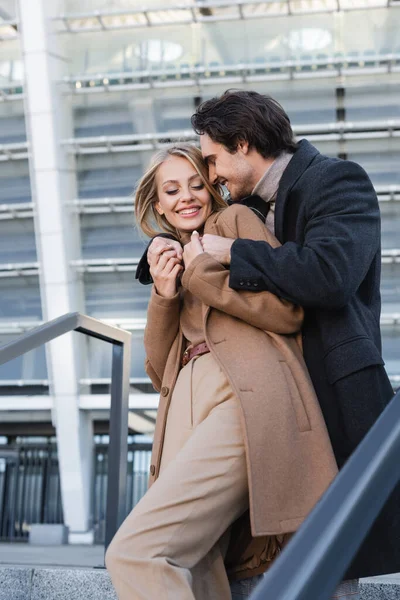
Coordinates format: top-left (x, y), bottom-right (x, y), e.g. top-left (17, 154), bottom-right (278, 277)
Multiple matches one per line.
top-left (324, 336), bottom-right (384, 385)
top-left (279, 361), bottom-right (311, 432)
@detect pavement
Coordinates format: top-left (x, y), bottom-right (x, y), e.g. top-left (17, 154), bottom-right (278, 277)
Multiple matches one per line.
top-left (1, 543), bottom-right (400, 599)
top-left (0, 543), bottom-right (105, 569)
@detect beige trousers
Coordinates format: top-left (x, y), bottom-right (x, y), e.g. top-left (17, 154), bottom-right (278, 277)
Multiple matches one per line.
top-left (106, 353), bottom-right (249, 600)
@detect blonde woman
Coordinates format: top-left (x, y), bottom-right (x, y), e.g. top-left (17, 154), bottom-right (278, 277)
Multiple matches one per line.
top-left (105, 144), bottom-right (337, 600)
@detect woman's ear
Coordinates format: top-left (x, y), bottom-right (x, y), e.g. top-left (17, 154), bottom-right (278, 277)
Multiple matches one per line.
top-left (155, 201), bottom-right (164, 216)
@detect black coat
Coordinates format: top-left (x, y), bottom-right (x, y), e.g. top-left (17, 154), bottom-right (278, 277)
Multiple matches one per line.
top-left (229, 139), bottom-right (398, 579)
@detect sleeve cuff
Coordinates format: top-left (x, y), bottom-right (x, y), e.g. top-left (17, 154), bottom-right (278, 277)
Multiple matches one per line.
top-left (150, 286), bottom-right (180, 308)
top-left (181, 253), bottom-right (211, 289)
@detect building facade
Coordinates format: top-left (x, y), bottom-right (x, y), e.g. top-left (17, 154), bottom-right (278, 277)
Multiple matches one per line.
top-left (0, 0), bottom-right (399, 542)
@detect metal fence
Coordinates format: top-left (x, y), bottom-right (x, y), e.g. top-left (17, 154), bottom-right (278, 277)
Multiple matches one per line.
top-left (0, 440), bottom-right (152, 543)
top-left (0, 444), bottom-right (63, 541)
top-left (93, 442), bottom-right (152, 544)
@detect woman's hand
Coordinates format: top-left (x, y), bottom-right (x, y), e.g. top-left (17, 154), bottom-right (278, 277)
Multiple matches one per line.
top-left (183, 231), bottom-right (204, 269)
top-left (148, 237), bottom-right (183, 267)
top-left (150, 249), bottom-right (183, 298)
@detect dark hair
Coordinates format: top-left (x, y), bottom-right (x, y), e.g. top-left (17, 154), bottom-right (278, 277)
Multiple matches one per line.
top-left (191, 89), bottom-right (297, 158)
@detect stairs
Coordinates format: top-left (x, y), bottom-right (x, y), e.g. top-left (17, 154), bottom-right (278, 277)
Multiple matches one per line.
top-left (1, 566), bottom-right (400, 599)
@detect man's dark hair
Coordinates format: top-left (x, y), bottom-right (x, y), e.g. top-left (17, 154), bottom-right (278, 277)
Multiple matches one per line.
top-left (191, 89), bottom-right (297, 158)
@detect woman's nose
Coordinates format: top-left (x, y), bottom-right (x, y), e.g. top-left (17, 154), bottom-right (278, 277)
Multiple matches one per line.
top-left (180, 187), bottom-right (194, 200)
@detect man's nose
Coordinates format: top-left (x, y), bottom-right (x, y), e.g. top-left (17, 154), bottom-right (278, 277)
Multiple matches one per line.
top-left (208, 164), bottom-right (217, 185)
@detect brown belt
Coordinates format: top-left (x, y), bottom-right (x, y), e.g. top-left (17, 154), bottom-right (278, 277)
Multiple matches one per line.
top-left (181, 342), bottom-right (210, 367)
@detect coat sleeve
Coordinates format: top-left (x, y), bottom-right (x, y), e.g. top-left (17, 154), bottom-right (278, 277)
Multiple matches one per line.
top-left (229, 160), bottom-right (381, 309)
top-left (143, 287), bottom-right (180, 391)
top-left (181, 205), bottom-right (303, 334)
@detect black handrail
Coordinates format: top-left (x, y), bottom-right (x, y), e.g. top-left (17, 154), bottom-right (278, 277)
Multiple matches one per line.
top-left (0, 312), bottom-right (131, 550)
top-left (250, 388), bottom-right (400, 600)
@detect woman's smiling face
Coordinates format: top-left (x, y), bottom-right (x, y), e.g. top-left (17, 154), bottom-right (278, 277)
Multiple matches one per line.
top-left (155, 155), bottom-right (213, 234)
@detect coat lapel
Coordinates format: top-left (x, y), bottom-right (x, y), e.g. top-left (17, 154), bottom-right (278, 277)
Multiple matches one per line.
top-left (274, 140), bottom-right (320, 241)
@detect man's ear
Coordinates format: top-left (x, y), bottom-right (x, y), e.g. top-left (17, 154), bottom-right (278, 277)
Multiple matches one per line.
top-left (237, 140), bottom-right (249, 155)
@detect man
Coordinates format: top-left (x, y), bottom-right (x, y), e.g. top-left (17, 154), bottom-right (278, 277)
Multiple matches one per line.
top-left (137, 90), bottom-right (398, 599)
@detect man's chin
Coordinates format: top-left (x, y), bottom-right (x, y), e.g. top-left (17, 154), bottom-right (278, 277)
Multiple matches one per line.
top-left (227, 191), bottom-right (240, 203)
top-left (229, 187), bottom-right (252, 202)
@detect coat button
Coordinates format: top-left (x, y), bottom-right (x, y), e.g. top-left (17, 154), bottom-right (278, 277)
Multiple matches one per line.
top-left (239, 281), bottom-right (244, 286)
top-left (150, 465), bottom-right (155, 476)
top-left (161, 386), bottom-right (169, 397)
top-left (246, 281), bottom-right (251, 286)
top-left (253, 282), bottom-right (259, 287)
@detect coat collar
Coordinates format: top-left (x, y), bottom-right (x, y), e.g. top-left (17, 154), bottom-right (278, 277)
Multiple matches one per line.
top-left (274, 139), bottom-right (320, 241)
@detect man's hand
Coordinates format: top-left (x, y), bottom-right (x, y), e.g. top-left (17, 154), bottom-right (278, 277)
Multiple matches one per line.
top-left (201, 234), bottom-right (234, 265)
top-left (183, 231), bottom-right (204, 269)
top-left (147, 237), bottom-right (183, 268)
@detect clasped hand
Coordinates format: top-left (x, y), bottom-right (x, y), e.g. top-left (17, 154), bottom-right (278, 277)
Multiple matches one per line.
top-left (147, 233), bottom-right (204, 298)
top-left (148, 233), bottom-right (234, 298)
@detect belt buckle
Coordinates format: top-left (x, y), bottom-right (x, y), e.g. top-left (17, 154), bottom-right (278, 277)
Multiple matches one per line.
top-left (182, 348), bottom-right (190, 367)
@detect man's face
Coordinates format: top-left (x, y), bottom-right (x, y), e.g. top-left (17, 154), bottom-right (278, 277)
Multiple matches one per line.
top-left (200, 134), bottom-right (256, 202)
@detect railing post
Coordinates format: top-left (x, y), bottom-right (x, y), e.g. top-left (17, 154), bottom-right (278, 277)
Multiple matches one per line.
top-left (0, 313), bottom-right (132, 548)
top-left (105, 341), bottom-right (131, 549)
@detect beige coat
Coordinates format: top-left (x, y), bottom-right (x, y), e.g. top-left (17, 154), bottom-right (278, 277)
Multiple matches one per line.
top-left (144, 204), bottom-right (337, 574)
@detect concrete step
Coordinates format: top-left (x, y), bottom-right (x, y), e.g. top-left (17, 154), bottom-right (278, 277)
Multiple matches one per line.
top-left (0, 566), bottom-right (117, 600)
top-left (0, 566), bottom-right (399, 599)
top-left (361, 575), bottom-right (400, 599)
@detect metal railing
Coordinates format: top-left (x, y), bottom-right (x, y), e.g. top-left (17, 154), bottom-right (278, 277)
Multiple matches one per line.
top-left (250, 388), bottom-right (400, 599)
top-left (62, 53), bottom-right (400, 95)
top-left (0, 312), bottom-right (131, 549)
top-left (61, 118), bottom-right (400, 155)
top-left (52, 1), bottom-right (397, 34)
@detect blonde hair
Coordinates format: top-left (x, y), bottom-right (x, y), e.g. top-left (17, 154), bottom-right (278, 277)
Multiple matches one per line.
top-left (134, 143), bottom-right (227, 238)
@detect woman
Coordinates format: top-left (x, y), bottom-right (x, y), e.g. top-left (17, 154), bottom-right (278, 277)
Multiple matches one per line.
top-left (105, 144), bottom-right (337, 599)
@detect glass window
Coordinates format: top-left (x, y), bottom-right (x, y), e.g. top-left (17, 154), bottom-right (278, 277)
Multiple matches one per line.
top-left (0, 161), bottom-right (31, 204)
top-left (84, 272), bottom-right (151, 319)
top-left (340, 8), bottom-right (400, 56)
top-left (381, 327), bottom-right (400, 379)
top-left (74, 105), bottom-right (135, 138)
top-left (0, 278), bottom-right (42, 322)
top-left (153, 96), bottom-right (196, 133)
top-left (0, 2), bottom-right (17, 20)
top-left (348, 153), bottom-right (400, 188)
top-left (0, 220), bottom-right (37, 264)
top-left (77, 165), bottom-right (140, 199)
top-left (380, 203), bottom-right (400, 250)
top-left (62, 6), bottom-right (400, 79)
top-left (346, 85), bottom-right (400, 122)
top-left (0, 116), bottom-right (26, 144)
top-left (381, 263), bottom-right (400, 315)
top-left (273, 88), bottom-right (336, 126)
top-left (0, 334), bottom-right (47, 381)
top-left (0, 175), bottom-right (31, 204)
top-left (80, 213), bottom-right (147, 259)
top-left (87, 332), bottom-right (147, 380)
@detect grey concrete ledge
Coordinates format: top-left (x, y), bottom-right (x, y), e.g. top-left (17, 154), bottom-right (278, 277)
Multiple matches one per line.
top-left (0, 567), bottom-right (33, 600)
top-left (361, 575), bottom-right (400, 600)
top-left (0, 566), bottom-right (117, 600)
top-left (0, 566), bottom-right (399, 599)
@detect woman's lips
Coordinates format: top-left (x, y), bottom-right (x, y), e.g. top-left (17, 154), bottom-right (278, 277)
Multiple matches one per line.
top-left (177, 207), bottom-right (201, 218)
